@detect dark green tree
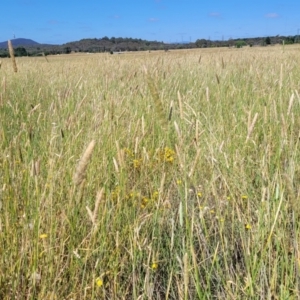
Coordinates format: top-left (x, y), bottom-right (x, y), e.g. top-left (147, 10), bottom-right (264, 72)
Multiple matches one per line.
top-left (235, 40), bottom-right (246, 48)
top-left (14, 47), bottom-right (27, 57)
top-left (265, 37), bottom-right (271, 45)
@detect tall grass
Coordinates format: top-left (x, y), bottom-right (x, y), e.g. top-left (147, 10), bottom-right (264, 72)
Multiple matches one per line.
top-left (1, 45), bottom-right (300, 299)
top-left (8, 40), bottom-right (18, 73)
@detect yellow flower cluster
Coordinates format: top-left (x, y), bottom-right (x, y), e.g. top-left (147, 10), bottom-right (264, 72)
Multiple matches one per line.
top-left (111, 186), bottom-right (121, 200)
top-left (133, 159), bottom-right (142, 169)
top-left (125, 191), bottom-right (140, 200)
top-left (160, 147), bottom-right (175, 163)
top-left (124, 148), bottom-right (134, 157)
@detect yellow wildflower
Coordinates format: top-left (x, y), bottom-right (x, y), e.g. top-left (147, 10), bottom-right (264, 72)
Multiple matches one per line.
top-left (141, 197), bottom-right (149, 206)
top-left (124, 148), bottom-right (134, 157)
top-left (176, 179), bottom-right (182, 185)
top-left (95, 277), bottom-right (103, 287)
top-left (242, 195), bottom-right (248, 199)
top-left (151, 262), bottom-right (158, 270)
top-left (245, 224), bottom-right (251, 230)
top-left (133, 159), bottom-right (142, 169)
top-left (111, 187), bottom-right (120, 200)
top-left (161, 147), bottom-right (175, 163)
top-left (39, 234), bottom-right (47, 239)
top-left (152, 191), bottom-right (159, 199)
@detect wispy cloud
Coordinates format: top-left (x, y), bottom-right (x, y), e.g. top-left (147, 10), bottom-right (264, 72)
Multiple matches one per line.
top-left (148, 18), bottom-right (159, 22)
top-left (265, 13), bottom-right (279, 18)
top-left (209, 12), bottom-right (221, 18)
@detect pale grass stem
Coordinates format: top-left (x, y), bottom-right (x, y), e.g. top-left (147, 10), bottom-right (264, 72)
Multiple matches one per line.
top-left (279, 63), bottom-right (283, 90)
top-left (144, 67), bottom-right (168, 129)
top-left (86, 188), bottom-right (104, 226)
top-left (281, 114), bottom-right (287, 139)
top-left (174, 121), bottom-right (182, 145)
top-left (31, 159), bottom-right (40, 177)
top-left (287, 93), bottom-right (294, 116)
top-left (206, 87), bottom-right (210, 102)
top-left (296, 90), bottom-right (300, 104)
top-left (115, 140), bottom-right (124, 168)
top-left (112, 157), bottom-right (119, 173)
top-left (93, 188), bottom-right (104, 222)
top-left (188, 148), bottom-right (201, 178)
top-left (175, 143), bottom-right (185, 173)
top-left (177, 91), bottom-right (183, 119)
top-left (8, 40), bottom-right (18, 73)
top-left (183, 252), bottom-right (189, 299)
top-left (246, 112), bottom-right (258, 142)
top-left (74, 140), bottom-right (96, 185)
top-left (168, 100), bottom-right (173, 121)
top-left (158, 172), bottom-right (166, 204)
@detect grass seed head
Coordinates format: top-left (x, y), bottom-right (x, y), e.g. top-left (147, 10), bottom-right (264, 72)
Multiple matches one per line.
top-left (8, 40), bottom-right (18, 73)
top-left (74, 140), bottom-right (96, 186)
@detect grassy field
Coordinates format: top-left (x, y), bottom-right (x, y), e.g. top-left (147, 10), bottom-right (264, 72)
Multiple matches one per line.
top-left (1, 45), bottom-right (300, 299)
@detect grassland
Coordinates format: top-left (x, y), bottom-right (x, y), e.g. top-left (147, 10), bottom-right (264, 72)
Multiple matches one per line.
top-left (1, 45), bottom-right (300, 299)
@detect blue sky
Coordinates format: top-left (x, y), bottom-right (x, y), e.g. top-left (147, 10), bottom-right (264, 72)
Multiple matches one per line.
top-left (1, 0), bottom-right (299, 44)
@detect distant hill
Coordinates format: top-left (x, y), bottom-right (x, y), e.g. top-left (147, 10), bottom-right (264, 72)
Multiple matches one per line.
top-left (0, 35), bottom-right (299, 58)
top-left (0, 38), bottom-right (40, 49)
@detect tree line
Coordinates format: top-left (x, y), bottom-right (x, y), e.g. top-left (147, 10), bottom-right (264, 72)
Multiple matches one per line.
top-left (0, 35), bottom-right (299, 58)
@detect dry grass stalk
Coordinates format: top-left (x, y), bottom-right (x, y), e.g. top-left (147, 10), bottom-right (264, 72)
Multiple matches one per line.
top-left (113, 157), bottom-right (119, 173)
top-left (246, 112), bottom-right (258, 142)
top-left (281, 113), bottom-right (287, 140)
top-left (92, 188), bottom-right (104, 223)
top-left (74, 140), bottom-right (96, 185)
top-left (0, 61), bottom-right (2, 69)
top-left (168, 100), bottom-right (173, 121)
top-left (177, 91), bottom-right (183, 119)
top-left (30, 159), bottom-right (40, 176)
top-left (144, 68), bottom-right (168, 129)
top-left (279, 63), bottom-right (283, 90)
top-left (206, 87), bottom-right (210, 102)
top-left (287, 93), bottom-right (294, 116)
top-left (115, 140), bottom-right (124, 168)
top-left (2, 77), bottom-right (6, 93)
top-left (86, 206), bottom-right (94, 222)
top-left (8, 40), bottom-right (18, 73)
top-left (183, 252), bottom-right (189, 299)
top-left (86, 188), bottom-right (104, 226)
top-left (174, 121), bottom-right (183, 145)
top-left (175, 144), bottom-right (185, 173)
top-left (188, 148), bottom-right (201, 178)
